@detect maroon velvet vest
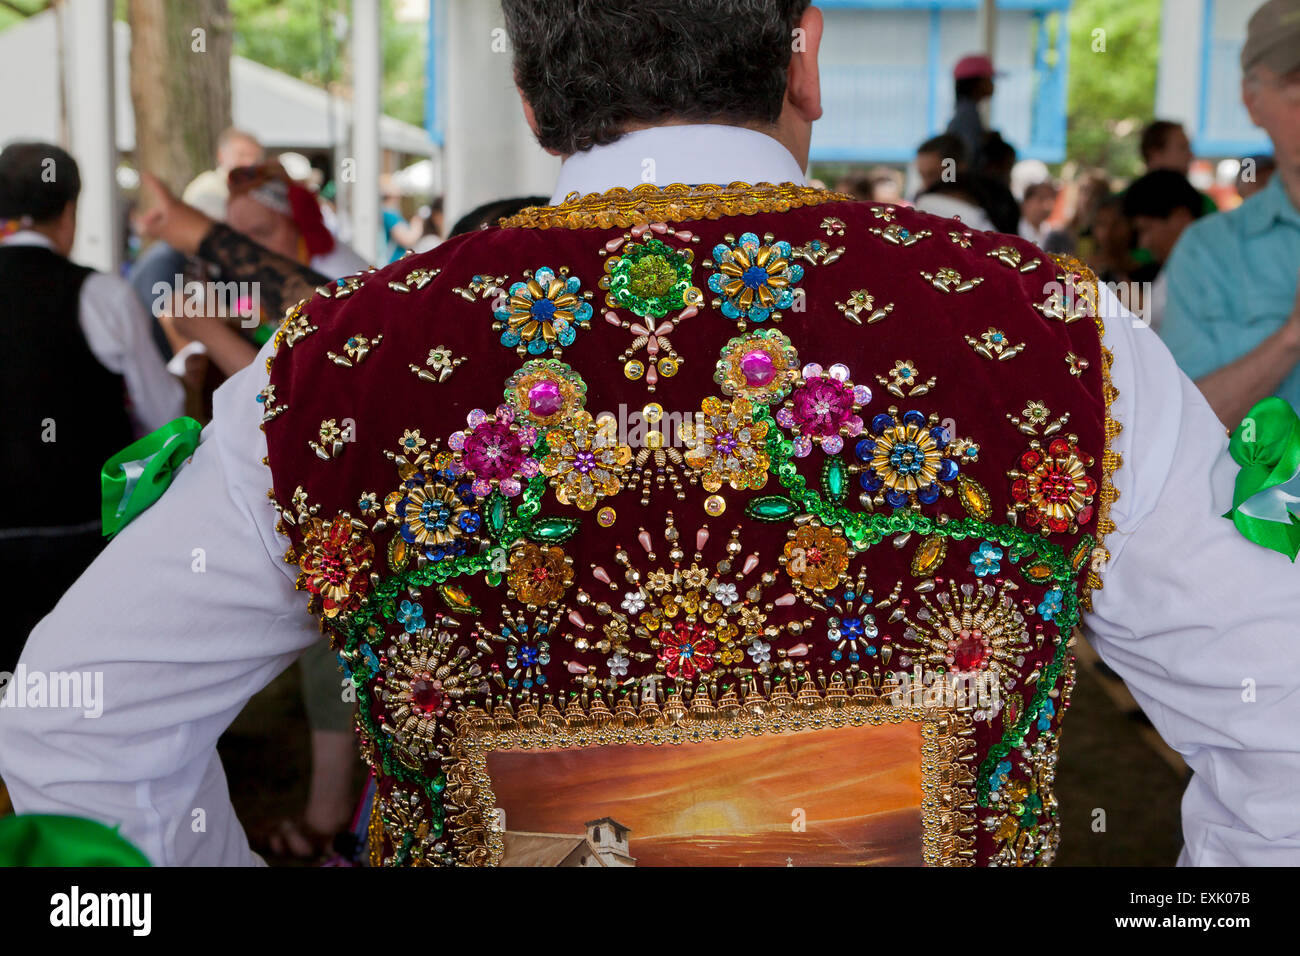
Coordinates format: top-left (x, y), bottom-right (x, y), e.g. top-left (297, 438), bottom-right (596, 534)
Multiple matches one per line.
top-left (263, 184), bottom-right (1119, 867)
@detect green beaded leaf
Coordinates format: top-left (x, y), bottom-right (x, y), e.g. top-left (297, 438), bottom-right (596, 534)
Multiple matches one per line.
top-left (485, 492), bottom-right (510, 538)
top-left (821, 456), bottom-right (848, 503)
top-left (746, 495), bottom-right (801, 522)
top-left (525, 515), bottom-right (582, 544)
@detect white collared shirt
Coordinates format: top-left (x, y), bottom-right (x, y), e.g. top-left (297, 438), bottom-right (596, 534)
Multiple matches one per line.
top-left (1, 231), bottom-right (183, 433)
top-left (2, 124), bottom-right (1298, 867)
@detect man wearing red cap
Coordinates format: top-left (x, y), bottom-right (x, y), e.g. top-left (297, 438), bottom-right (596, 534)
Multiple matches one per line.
top-left (948, 54), bottom-right (997, 166)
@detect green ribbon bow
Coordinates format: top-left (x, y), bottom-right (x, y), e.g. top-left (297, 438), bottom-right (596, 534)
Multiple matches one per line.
top-left (1226, 397), bottom-right (1300, 560)
top-left (100, 416), bottom-right (203, 537)
top-left (0, 814), bottom-right (151, 866)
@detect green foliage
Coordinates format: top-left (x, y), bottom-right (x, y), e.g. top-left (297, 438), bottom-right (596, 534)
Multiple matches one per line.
top-left (228, 0), bottom-right (426, 128)
top-left (1066, 0), bottom-right (1162, 178)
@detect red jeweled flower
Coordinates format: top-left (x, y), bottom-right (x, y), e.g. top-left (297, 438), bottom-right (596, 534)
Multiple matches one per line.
top-left (297, 515), bottom-right (375, 618)
top-left (1011, 438), bottom-right (1098, 534)
top-left (658, 622), bottom-right (716, 680)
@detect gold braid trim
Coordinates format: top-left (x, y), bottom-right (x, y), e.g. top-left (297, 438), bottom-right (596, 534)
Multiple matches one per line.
top-left (498, 181), bottom-right (852, 229)
top-left (1051, 254), bottom-right (1122, 611)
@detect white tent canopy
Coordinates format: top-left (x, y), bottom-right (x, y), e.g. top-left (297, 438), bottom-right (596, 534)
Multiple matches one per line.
top-left (0, 12), bottom-right (436, 158)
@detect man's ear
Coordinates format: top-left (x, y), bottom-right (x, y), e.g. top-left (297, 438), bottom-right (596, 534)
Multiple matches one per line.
top-left (1241, 72), bottom-right (1264, 127)
top-left (787, 5), bottom-right (824, 123)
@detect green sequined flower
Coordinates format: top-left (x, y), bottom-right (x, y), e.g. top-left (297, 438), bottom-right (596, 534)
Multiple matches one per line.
top-left (603, 238), bottom-right (702, 319)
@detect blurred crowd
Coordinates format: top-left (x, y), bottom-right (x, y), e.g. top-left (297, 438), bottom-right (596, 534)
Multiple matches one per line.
top-left (833, 55), bottom-right (1281, 340)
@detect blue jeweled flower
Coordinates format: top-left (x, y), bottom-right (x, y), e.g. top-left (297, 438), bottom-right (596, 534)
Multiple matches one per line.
top-left (397, 599), bottom-right (426, 634)
top-left (1037, 587), bottom-right (1064, 622)
top-left (970, 541), bottom-right (1003, 577)
top-left (706, 232), bottom-right (804, 324)
top-left (494, 266), bottom-right (593, 355)
top-left (855, 410), bottom-right (960, 508)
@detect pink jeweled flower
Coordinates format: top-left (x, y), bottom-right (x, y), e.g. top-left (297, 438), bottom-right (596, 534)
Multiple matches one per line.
top-left (791, 378), bottom-right (855, 437)
top-left (463, 419), bottom-right (526, 481)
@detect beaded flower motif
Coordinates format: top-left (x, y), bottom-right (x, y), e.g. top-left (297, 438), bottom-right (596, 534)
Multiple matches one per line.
top-left (376, 612), bottom-right (487, 763)
top-left (502, 359), bottom-right (587, 430)
top-left (568, 517), bottom-right (803, 685)
top-left (539, 410), bottom-right (633, 511)
top-left (714, 328), bottom-right (800, 406)
top-left (446, 405), bottom-right (540, 498)
top-left (893, 579), bottom-right (1033, 698)
top-left (384, 469), bottom-right (483, 565)
top-left (602, 234), bottom-right (702, 319)
top-left (296, 514), bottom-right (375, 619)
top-left (782, 523), bottom-right (852, 593)
top-left (493, 266), bottom-right (593, 356)
top-left (368, 430), bottom-right (487, 571)
top-left (600, 226), bottom-right (704, 390)
top-left (1008, 437), bottom-right (1098, 534)
top-left (807, 570), bottom-right (905, 666)
top-left (505, 542), bottom-right (574, 607)
top-left (855, 409), bottom-right (961, 508)
top-left (682, 396), bottom-right (770, 492)
top-left (487, 607), bottom-right (559, 691)
top-left (775, 362), bottom-right (872, 456)
top-left (705, 231), bottom-right (805, 327)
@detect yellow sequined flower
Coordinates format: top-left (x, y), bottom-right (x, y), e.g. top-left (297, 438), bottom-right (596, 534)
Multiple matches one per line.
top-left (783, 525), bottom-right (851, 591)
top-left (540, 411), bottom-right (633, 510)
top-left (683, 396), bottom-right (769, 492)
top-left (506, 543), bottom-right (574, 606)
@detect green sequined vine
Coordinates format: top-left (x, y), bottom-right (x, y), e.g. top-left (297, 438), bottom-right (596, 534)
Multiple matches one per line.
top-left (747, 403), bottom-right (1080, 806)
top-left (324, 440), bottom-right (579, 839)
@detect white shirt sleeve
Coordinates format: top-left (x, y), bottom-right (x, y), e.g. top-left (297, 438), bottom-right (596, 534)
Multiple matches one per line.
top-left (0, 339), bottom-right (318, 866)
top-left (78, 272), bottom-right (185, 433)
top-left (1086, 284), bottom-right (1300, 865)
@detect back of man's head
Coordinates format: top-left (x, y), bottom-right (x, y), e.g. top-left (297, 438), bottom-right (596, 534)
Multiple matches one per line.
top-left (1122, 169), bottom-right (1204, 222)
top-left (502, 0), bottom-right (811, 155)
top-left (0, 141), bottom-right (81, 224)
top-left (917, 133), bottom-right (969, 168)
top-left (1139, 120), bottom-right (1191, 172)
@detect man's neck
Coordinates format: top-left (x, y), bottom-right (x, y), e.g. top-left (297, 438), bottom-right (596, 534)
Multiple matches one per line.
top-left (549, 124), bottom-right (808, 205)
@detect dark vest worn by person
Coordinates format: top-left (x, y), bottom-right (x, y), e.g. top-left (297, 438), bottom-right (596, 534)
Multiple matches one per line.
top-left (263, 184), bottom-right (1119, 866)
top-left (0, 245), bottom-right (134, 530)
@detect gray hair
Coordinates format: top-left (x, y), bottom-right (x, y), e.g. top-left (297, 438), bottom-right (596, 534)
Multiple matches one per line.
top-left (502, 0), bottom-right (811, 156)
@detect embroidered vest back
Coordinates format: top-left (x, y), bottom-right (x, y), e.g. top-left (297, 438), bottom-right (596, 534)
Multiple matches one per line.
top-left (263, 184), bottom-right (1119, 867)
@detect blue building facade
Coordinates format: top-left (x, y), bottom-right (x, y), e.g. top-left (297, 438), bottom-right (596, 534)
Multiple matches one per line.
top-left (812, 0), bottom-right (1071, 164)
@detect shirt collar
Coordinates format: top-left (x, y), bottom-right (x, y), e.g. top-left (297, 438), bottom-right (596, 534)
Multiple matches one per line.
top-left (1243, 173), bottom-right (1300, 236)
top-left (549, 124), bottom-right (807, 205)
top-left (0, 229), bottom-right (56, 250)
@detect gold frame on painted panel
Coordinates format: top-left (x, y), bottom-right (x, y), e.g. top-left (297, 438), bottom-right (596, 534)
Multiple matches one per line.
top-left (441, 682), bottom-right (977, 867)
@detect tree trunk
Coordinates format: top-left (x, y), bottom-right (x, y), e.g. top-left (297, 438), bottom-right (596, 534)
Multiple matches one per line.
top-left (128, 0), bottom-right (233, 194)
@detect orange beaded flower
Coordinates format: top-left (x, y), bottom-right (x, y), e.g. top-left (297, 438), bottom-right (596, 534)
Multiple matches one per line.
top-left (297, 515), bottom-right (375, 618)
top-left (782, 524), bottom-right (851, 592)
top-left (506, 543), bottom-right (574, 606)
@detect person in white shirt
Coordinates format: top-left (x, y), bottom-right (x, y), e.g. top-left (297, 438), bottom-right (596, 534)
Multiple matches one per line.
top-left (0, 141), bottom-right (183, 674)
top-left (2, 3), bottom-right (1300, 870)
